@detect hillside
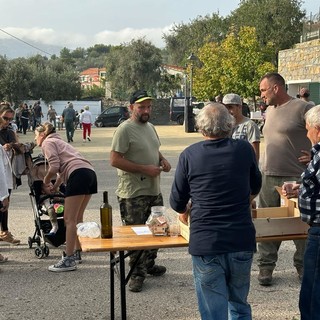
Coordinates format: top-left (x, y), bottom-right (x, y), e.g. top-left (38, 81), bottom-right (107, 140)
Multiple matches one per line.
top-left (0, 38), bottom-right (62, 58)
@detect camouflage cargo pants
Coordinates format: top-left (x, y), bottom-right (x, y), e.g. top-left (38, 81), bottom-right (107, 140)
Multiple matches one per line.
top-left (118, 194), bottom-right (163, 279)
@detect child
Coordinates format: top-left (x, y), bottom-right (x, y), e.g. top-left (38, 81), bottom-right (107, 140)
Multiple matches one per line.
top-left (39, 182), bottom-right (64, 235)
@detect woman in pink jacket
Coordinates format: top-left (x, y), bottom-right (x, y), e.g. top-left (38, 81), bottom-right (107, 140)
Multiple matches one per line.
top-left (35, 122), bottom-right (97, 272)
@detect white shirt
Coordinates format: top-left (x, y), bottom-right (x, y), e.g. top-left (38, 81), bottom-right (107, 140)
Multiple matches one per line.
top-left (80, 110), bottom-right (92, 124)
top-left (0, 146), bottom-right (9, 201)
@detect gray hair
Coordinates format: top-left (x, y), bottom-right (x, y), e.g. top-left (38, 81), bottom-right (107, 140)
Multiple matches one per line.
top-left (305, 105), bottom-right (320, 128)
top-left (195, 102), bottom-right (235, 138)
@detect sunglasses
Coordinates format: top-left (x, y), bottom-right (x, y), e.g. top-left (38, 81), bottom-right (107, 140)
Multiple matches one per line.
top-left (2, 116), bottom-right (13, 121)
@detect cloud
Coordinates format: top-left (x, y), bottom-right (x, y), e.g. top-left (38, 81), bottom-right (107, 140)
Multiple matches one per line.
top-left (0, 25), bottom-right (173, 49)
top-left (94, 25), bottom-right (173, 48)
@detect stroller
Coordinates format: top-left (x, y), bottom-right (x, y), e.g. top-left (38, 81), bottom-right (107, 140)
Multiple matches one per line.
top-left (27, 154), bottom-right (66, 259)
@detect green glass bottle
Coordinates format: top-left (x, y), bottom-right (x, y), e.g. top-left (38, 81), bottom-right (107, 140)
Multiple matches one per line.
top-left (100, 191), bottom-right (113, 238)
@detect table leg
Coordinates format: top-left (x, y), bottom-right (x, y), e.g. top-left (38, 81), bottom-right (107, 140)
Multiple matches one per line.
top-left (110, 252), bottom-right (115, 320)
top-left (110, 250), bottom-right (144, 320)
top-left (119, 251), bottom-right (127, 320)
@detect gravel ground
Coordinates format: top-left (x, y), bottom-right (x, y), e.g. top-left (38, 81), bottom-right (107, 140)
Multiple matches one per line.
top-left (0, 126), bottom-right (302, 320)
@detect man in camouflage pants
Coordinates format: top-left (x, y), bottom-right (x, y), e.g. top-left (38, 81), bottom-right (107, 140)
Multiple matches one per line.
top-left (110, 90), bottom-right (171, 292)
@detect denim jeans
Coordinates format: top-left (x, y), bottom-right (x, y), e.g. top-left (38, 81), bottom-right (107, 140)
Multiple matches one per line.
top-left (192, 252), bottom-right (253, 320)
top-left (299, 227), bottom-right (320, 320)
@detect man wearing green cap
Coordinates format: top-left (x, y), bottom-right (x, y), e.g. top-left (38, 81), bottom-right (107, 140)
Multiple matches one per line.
top-left (110, 90), bottom-right (171, 292)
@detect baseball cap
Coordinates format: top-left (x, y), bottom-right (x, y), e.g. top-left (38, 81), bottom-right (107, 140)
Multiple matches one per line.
top-left (222, 93), bottom-right (242, 105)
top-left (130, 90), bottom-right (153, 104)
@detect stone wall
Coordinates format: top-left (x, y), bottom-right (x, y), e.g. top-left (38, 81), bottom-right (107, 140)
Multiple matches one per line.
top-left (279, 39), bottom-right (320, 82)
top-left (278, 39), bottom-right (320, 103)
top-left (149, 98), bottom-right (171, 125)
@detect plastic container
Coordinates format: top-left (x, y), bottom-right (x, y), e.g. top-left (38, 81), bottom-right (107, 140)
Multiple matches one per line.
top-left (76, 222), bottom-right (101, 238)
top-left (146, 206), bottom-right (169, 236)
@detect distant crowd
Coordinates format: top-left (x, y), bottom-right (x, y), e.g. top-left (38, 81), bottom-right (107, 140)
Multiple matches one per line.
top-left (12, 101), bottom-right (85, 135)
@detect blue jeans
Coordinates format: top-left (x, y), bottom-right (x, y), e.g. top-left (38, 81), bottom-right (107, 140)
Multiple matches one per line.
top-left (299, 227), bottom-right (320, 320)
top-left (192, 252), bottom-right (253, 320)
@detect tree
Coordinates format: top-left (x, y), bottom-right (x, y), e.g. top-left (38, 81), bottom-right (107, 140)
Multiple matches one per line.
top-left (157, 70), bottom-right (183, 97)
top-left (220, 26), bottom-right (275, 98)
top-left (193, 26), bottom-right (276, 101)
top-left (60, 47), bottom-right (75, 67)
top-left (163, 13), bottom-right (228, 66)
top-left (81, 84), bottom-right (105, 99)
top-left (192, 42), bottom-right (223, 101)
top-left (87, 44), bottom-right (111, 56)
top-left (0, 58), bottom-right (32, 105)
top-left (105, 38), bottom-right (162, 100)
top-left (227, 0), bottom-right (306, 66)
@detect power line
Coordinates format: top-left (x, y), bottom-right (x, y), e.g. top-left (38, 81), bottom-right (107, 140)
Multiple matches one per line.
top-left (0, 28), bottom-right (53, 57)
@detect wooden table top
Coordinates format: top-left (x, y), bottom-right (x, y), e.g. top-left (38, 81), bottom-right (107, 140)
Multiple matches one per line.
top-left (79, 225), bottom-right (188, 252)
top-left (79, 224), bottom-right (307, 253)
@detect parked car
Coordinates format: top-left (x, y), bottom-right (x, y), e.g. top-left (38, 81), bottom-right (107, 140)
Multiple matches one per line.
top-left (94, 106), bottom-right (129, 127)
top-left (169, 97), bottom-right (204, 125)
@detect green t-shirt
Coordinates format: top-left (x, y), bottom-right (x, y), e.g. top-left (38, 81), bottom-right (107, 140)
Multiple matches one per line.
top-left (111, 120), bottom-right (161, 198)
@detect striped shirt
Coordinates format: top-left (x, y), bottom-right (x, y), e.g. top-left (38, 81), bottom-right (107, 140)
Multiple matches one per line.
top-left (299, 143), bottom-right (320, 224)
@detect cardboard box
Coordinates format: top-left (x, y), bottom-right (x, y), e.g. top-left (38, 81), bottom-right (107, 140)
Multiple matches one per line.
top-left (179, 187), bottom-right (309, 242)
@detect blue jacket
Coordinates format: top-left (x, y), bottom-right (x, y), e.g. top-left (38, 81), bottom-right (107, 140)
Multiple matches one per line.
top-left (170, 138), bottom-right (262, 255)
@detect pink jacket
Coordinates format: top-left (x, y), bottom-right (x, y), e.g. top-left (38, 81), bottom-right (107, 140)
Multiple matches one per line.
top-left (41, 133), bottom-right (94, 183)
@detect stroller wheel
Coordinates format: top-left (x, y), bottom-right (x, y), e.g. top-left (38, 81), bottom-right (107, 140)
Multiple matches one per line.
top-left (35, 246), bottom-right (44, 259)
top-left (44, 246), bottom-right (50, 257)
top-left (28, 237), bottom-right (33, 248)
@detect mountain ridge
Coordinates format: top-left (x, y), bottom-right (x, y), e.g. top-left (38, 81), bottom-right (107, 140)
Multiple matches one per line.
top-left (0, 38), bottom-right (62, 59)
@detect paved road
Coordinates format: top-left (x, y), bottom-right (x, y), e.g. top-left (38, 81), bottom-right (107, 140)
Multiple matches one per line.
top-left (1, 125), bottom-right (300, 320)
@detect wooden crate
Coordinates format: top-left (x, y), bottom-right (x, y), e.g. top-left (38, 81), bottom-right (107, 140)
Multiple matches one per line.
top-left (178, 187), bottom-right (309, 242)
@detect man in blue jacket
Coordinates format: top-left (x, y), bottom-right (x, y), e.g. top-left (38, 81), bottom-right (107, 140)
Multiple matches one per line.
top-left (170, 103), bottom-right (262, 320)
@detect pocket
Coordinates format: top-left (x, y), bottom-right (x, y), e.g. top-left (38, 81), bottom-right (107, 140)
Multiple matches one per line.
top-left (230, 252), bottom-right (253, 286)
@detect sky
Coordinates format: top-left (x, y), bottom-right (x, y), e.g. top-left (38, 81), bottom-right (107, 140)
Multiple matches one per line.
top-left (0, 0), bottom-right (319, 52)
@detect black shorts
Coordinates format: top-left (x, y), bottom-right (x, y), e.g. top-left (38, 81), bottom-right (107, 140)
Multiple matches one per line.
top-left (65, 168), bottom-right (97, 197)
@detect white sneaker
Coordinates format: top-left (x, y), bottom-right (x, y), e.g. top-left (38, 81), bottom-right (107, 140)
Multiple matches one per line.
top-left (87, 136), bottom-right (91, 141)
top-left (48, 255), bottom-right (76, 272)
top-left (83, 139), bottom-right (86, 142)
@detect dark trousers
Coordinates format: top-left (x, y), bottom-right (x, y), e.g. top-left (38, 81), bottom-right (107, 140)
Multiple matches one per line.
top-left (64, 121), bottom-right (75, 141)
top-left (21, 118), bottom-right (29, 134)
top-left (118, 194), bottom-right (163, 279)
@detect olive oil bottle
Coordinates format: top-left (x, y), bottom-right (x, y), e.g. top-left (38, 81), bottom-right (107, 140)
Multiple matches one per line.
top-left (100, 191), bottom-right (113, 238)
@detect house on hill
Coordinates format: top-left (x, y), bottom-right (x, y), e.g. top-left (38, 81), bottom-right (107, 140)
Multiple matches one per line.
top-left (79, 68), bottom-right (106, 89)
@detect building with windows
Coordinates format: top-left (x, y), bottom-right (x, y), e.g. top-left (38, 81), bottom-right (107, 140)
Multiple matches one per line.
top-left (79, 68), bottom-right (106, 89)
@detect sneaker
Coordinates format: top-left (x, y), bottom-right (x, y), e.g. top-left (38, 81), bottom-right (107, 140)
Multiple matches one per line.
top-left (48, 224), bottom-right (58, 235)
top-left (147, 265), bottom-right (166, 277)
top-left (48, 255), bottom-right (76, 272)
top-left (87, 136), bottom-right (91, 141)
top-left (70, 137), bottom-right (73, 142)
top-left (297, 267), bottom-right (303, 282)
top-left (129, 277), bottom-right (144, 292)
top-left (0, 231), bottom-right (21, 245)
top-left (0, 253), bottom-right (8, 263)
top-left (74, 249), bottom-right (82, 264)
top-left (83, 139), bottom-right (86, 142)
top-left (258, 269), bottom-right (273, 286)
